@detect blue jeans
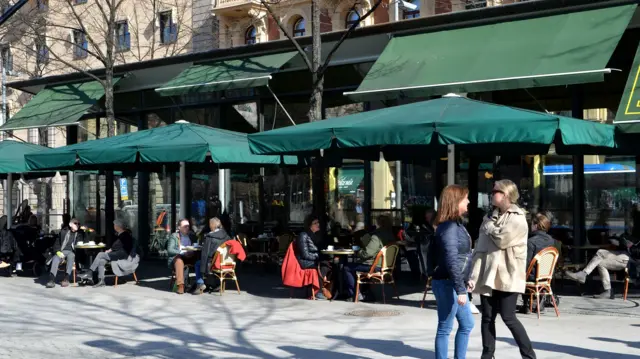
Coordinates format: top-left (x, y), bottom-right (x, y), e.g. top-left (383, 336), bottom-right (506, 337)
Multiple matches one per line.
top-left (194, 260), bottom-right (204, 285)
top-left (343, 263), bottom-right (374, 297)
top-left (432, 279), bottom-right (474, 359)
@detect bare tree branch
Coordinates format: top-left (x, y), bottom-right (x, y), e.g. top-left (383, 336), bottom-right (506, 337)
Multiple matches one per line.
top-left (260, 0), bottom-right (313, 72)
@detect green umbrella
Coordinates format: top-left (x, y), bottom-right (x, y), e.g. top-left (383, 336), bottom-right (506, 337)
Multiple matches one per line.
top-left (248, 96), bottom-right (617, 159)
top-left (25, 121), bottom-right (301, 172)
top-left (0, 140), bottom-right (56, 179)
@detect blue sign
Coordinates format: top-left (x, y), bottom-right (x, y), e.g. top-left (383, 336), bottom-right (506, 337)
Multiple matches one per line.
top-left (119, 178), bottom-right (128, 200)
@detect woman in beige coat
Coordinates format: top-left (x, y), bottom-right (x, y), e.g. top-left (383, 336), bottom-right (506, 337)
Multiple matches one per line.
top-left (469, 180), bottom-right (536, 359)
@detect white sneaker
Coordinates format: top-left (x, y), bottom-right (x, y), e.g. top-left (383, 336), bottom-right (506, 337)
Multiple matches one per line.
top-left (15, 262), bottom-right (22, 271)
top-left (469, 302), bottom-right (480, 314)
top-left (0, 261), bottom-right (10, 269)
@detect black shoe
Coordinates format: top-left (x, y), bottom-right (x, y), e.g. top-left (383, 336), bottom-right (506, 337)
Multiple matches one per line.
top-left (46, 280), bottom-right (55, 288)
top-left (519, 304), bottom-right (531, 314)
top-left (92, 279), bottom-right (106, 288)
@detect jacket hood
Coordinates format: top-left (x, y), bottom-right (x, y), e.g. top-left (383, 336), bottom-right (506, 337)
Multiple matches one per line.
top-left (530, 230), bottom-right (553, 241)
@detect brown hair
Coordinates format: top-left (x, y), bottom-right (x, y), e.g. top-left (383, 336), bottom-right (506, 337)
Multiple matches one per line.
top-left (434, 185), bottom-right (469, 226)
top-left (532, 212), bottom-right (552, 232)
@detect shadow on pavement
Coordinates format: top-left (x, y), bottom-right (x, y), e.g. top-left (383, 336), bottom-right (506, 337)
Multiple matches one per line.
top-left (326, 335), bottom-right (434, 358)
top-left (498, 337), bottom-right (640, 359)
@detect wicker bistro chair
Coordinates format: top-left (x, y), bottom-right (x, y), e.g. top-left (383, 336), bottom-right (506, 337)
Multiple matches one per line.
top-left (355, 244), bottom-right (400, 304)
top-left (525, 246), bottom-right (560, 319)
top-left (210, 243), bottom-right (241, 295)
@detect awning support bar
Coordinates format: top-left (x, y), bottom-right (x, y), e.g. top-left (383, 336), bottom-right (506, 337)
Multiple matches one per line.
top-left (267, 84), bottom-right (295, 126)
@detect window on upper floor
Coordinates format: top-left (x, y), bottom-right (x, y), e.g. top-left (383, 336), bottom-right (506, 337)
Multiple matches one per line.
top-left (346, 10), bottom-right (361, 28)
top-left (465, 0), bottom-right (487, 9)
top-left (402, 0), bottom-right (420, 20)
top-left (74, 0), bottom-right (87, 5)
top-left (1, 46), bottom-right (13, 73)
top-left (37, 0), bottom-right (48, 10)
top-left (73, 29), bottom-right (88, 59)
top-left (116, 20), bottom-right (130, 51)
top-left (159, 11), bottom-right (178, 44)
top-left (36, 37), bottom-right (49, 66)
top-left (293, 17), bottom-right (305, 37)
top-left (245, 26), bottom-right (256, 45)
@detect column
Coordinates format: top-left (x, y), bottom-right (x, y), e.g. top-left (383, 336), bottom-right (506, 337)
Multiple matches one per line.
top-left (363, 160), bottom-right (372, 228)
top-left (137, 114), bottom-right (149, 255)
top-left (5, 173), bottom-right (12, 226)
top-left (218, 168), bottom-right (226, 214)
top-left (66, 125), bottom-right (78, 216)
top-left (170, 171), bottom-right (177, 233)
top-left (571, 87), bottom-right (586, 258)
top-left (105, 171), bottom-right (114, 243)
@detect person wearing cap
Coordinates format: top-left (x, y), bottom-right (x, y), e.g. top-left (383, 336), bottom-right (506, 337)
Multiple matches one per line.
top-left (90, 219), bottom-right (134, 287)
top-left (47, 218), bottom-right (84, 288)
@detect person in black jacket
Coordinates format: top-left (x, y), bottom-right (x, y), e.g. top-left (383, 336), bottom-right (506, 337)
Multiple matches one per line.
top-left (47, 218), bottom-right (84, 288)
top-left (90, 219), bottom-right (134, 287)
top-left (431, 185), bottom-right (474, 359)
top-left (198, 217), bottom-right (231, 294)
top-left (0, 215), bottom-right (19, 271)
top-left (295, 214), bottom-right (327, 299)
top-left (521, 212), bottom-right (556, 313)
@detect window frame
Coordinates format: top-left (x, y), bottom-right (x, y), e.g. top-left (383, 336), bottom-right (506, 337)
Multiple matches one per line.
top-left (345, 10), bottom-right (361, 29)
top-left (245, 26), bottom-right (257, 45)
top-left (465, 0), bottom-right (487, 10)
top-left (292, 17), bottom-right (305, 37)
top-left (159, 11), bottom-right (178, 44)
top-left (115, 20), bottom-right (130, 51)
top-left (36, 37), bottom-right (49, 66)
top-left (402, 0), bottom-right (420, 20)
top-left (1, 46), bottom-right (13, 73)
top-left (72, 29), bottom-right (88, 59)
top-left (74, 0), bottom-right (87, 5)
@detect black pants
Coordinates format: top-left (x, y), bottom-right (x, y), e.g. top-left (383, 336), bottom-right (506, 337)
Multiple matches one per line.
top-left (480, 290), bottom-right (536, 359)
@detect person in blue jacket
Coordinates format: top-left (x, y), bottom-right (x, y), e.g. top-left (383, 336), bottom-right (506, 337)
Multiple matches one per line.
top-left (431, 184), bottom-right (474, 359)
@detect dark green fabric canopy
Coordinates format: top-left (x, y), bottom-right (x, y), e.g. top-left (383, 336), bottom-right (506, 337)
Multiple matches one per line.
top-left (0, 80), bottom-right (117, 131)
top-left (25, 121), bottom-right (300, 171)
top-left (0, 140), bottom-right (55, 179)
top-left (345, 5), bottom-right (636, 101)
top-left (248, 96), bottom-right (617, 158)
top-left (155, 52), bottom-right (297, 97)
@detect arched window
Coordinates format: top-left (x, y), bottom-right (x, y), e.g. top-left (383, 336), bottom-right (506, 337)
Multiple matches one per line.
top-left (293, 17), bottom-right (305, 37)
top-left (345, 10), bottom-right (360, 28)
top-left (245, 26), bottom-right (256, 45)
top-left (402, 0), bottom-right (420, 20)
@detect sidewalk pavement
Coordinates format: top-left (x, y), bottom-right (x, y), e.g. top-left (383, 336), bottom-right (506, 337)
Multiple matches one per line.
top-left (0, 263), bottom-right (638, 358)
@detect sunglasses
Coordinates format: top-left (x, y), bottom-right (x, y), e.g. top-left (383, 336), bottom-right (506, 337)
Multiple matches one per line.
top-left (491, 190), bottom-right (504, 195)
top-left (311, 221), bottom-right (320, 226)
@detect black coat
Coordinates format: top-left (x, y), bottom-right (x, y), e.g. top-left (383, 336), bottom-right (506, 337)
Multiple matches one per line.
top-left (526, 231), bottom-right (556, 269)
top-left (295, 231), bottom-right (319, 269)
top-left (201, 229), bottom-right (231, 274)
top-left (0, 229), bottom-right (17, 254)
top-left (109, 230), bottom-right (134, 261)
top-left (53, 229), bottom-right (85, 253)
top-left (432, 220), bottom-right (472, 295)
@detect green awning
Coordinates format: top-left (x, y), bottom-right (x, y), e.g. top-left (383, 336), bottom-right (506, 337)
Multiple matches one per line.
top-left (345, 5), bottom-right (636, 101)
top-left (0, 80), bottom-right (116, 131)
top-left (615, 40), bottom-right (640, 133)
top-left (248, 96), bottom-right (617, 158)
top-left (338, 168), bottom-right (364, 194)
top-left (155, 52), bottom-right (298, 96)
top-left (25, 121), bottom-right (299, 171)
top-left (0, 140), bottom-right (53, 178)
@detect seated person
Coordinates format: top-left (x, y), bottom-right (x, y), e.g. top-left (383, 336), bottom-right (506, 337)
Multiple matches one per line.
top-left (0, 215), bottom-right (19, 270)
top-left (295, 215), bottom-right (327, 300)
top-left (90, 219), bottom-right (134, 288)
top-left (47, 218), bottom-right (84, 288)
top-left (343, 215), bottom-right (395, 302)
top-left (566, 233), bottom-right (639, 299)
top-left (167, 218), bottom-right (202, 295)
top-left (521, 211), bottom-right (555, 313)
top-left (199, 217), bottom-right (231, 294)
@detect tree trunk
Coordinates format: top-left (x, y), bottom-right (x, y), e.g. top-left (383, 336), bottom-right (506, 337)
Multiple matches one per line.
top-left (309, 0), bottom-right (322, 122)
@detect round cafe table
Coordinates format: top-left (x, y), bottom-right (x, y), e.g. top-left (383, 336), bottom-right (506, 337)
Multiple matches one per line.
top-left (321, 249), bottom-right (356, 300)
top-left (75, 243), bottom-right (106, 269)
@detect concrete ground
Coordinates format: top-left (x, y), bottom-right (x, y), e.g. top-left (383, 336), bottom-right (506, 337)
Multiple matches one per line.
top-left (1, 262), bottom-right (639, 359)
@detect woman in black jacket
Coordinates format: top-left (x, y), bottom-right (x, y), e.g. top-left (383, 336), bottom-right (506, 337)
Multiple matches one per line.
top-left (295, 215), bottom-right (327, 299)
top-left (431, 185), bottom-right (474, 359)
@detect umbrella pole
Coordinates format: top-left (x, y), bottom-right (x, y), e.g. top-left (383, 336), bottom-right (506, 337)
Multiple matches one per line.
top-left (447, 145), bottom-right (455, 185)
top-left (179, 162), bottom-right (187, 220)
top-left (5, 174), bottom-right (11, 227)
